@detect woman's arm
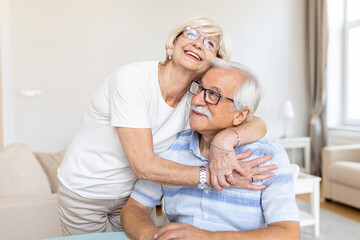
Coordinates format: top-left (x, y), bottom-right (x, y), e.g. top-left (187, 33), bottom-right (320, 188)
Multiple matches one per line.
top-left (209, 116), bottom-right (268, 190)
top-left (213, 116), bottom-right (267, 148)
top-left (117, 126), bottom-right (275, 187)
top-left (117, 127), bottom-right (202, 185)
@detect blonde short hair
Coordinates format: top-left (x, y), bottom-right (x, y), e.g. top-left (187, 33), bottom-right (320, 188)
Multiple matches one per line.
top-left (163, 17), bottom-right (232, 64)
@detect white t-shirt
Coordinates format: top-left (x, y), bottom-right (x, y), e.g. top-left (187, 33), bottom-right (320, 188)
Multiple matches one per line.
top-left (58, 61), bottom-right (191, 199)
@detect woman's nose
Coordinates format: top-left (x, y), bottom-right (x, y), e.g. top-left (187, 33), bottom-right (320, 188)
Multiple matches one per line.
top-left (194, 38), bottom-right (204, 49)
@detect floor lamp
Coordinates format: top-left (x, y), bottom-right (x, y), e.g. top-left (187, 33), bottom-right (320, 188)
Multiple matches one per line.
top-left (282, 100), bottom-right (295, 138)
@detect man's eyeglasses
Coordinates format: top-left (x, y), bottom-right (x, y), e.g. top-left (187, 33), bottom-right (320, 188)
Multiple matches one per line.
top-left (182, 26), bottom-right (219, 53)
top-left (189, 80), bottom-right (234, 105)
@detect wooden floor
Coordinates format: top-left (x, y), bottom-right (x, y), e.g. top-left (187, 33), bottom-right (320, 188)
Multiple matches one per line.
top-left (296, 182), bottom-right (360, 223)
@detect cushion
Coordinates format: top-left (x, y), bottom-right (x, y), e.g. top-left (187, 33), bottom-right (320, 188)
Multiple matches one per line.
top-left (328, 161), bottom-right (360, 189)
top-left (34, 149), bottom-right (65, 193)
top-left (0, 143), bottom-right (51, 196)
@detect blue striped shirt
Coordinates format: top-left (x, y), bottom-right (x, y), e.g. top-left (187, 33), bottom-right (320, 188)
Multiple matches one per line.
top-left (131, 129), bottom-right (299, 231)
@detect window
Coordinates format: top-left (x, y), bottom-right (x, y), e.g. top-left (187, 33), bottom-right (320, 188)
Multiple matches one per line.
top-left (344, 0), bottom-right (360, 124)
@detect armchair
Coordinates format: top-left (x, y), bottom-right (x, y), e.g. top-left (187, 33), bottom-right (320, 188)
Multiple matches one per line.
top-left (322, 144), bottom-right (360, 209)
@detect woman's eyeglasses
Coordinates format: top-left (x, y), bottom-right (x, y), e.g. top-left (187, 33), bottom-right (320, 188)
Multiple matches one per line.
top-left (182, 26), bottom-right (219, 53)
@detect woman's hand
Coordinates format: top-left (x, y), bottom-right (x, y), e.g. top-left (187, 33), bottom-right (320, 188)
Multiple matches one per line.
top-left (209, 117), bottom-right (269, 190)
top-left (209, 141), bottom-right (276, 190)
top-left (231, 151), bottom-right (277, 190)
top-left (209, 142), bottom-right (239, 190)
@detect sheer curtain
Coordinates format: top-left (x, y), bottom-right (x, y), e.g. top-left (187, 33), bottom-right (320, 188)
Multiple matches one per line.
top-left (0, 47), bottom-right (3, 150)
top-left (306, 0), bottom-right (328, 176)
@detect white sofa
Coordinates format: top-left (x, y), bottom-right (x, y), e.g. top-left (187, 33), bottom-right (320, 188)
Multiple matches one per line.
top-left (0, 143), bottom-right (64, 240)
top-left (322, 144), bottom-right (360, 209)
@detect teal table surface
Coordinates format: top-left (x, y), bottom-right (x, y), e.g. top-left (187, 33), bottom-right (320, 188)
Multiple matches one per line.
top-left (44, 232), bottom-right (130, 240)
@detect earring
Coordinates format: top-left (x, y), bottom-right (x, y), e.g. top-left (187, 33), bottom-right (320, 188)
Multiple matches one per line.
top-left (169, 55), bottom-right (172, 60)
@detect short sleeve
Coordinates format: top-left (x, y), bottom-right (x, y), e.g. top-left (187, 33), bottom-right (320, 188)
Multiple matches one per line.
top-left (261, 149), bottom-right (300, 224)
top-left (107, 64), bottom-right (152, 128)
top-left (130, 179), bottom-right (163, 207)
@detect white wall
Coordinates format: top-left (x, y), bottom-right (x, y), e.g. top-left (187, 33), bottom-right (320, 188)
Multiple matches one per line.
top-left (0, 0), bottom-right (16, 146)
top-left (1, 0), bottom-right (307, 152)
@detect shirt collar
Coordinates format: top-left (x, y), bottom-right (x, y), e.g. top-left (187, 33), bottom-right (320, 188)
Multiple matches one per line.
top-left (189, 130), bottom-right (208, 162)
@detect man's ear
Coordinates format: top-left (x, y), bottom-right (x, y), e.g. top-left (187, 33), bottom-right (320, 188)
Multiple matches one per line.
top-left (232, 108), bottom-right (250, 126)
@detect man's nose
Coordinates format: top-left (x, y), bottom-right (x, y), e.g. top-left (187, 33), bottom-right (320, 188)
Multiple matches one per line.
top-left (192, 90), bottom-right (207, 106)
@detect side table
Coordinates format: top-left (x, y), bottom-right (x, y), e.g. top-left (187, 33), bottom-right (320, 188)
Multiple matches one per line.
top-left (272, 137), bottom-right (311, 173)
top-left (295, 172), bottom-right (322, 237)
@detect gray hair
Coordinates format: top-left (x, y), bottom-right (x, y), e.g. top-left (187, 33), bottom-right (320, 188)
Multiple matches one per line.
top-left (210, 58), bottom-right (261, 123)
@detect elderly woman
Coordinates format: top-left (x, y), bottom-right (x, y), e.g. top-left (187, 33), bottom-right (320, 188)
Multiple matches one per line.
top-left (57, 17), bottom-right (275, 235)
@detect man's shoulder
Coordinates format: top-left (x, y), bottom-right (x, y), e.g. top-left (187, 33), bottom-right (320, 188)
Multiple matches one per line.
top-left (238, 138), bottom-right (286, 157)
top-left (257, 138), bottom-right (285, 152)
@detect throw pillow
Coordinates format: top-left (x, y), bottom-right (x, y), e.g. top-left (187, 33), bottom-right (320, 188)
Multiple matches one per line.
top-left (0, 143), bottom-right (51, 196)
top-left (34, 149), bottom-right (65, 193)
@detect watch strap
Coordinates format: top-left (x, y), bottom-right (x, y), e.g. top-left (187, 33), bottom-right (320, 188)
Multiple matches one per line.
top-left (198, 166), bottom-right (207, 189)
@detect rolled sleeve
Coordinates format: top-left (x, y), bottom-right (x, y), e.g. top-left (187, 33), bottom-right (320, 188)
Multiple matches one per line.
top-left (130, 179), bottom-right (163, 208)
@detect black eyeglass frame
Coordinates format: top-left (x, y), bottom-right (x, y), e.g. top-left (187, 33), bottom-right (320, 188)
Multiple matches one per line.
top-left (189, 80), bottom-right (234, 105)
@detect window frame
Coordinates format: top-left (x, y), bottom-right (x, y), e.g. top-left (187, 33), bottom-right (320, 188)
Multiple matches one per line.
top-left (343, 0), bottom-right (360, 125)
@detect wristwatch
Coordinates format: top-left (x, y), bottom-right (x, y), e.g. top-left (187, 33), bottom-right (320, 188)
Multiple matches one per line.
top-left (197, 166), bottom-right (207, 190)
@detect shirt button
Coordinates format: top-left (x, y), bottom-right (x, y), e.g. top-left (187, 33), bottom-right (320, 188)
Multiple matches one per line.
top-left (204, 214), bottom-right (209, 218)
top-left (204, 189), bottom-right (209, 194)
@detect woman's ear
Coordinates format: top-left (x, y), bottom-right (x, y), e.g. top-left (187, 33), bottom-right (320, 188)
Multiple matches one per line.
top-left (166, 48), bottom-right (174, 58)
top-left (233, 108), bottom-right (250, 126)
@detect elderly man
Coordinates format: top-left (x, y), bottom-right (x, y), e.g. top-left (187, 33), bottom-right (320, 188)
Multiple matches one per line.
top-left (121, 59), bottom-right (300, 240)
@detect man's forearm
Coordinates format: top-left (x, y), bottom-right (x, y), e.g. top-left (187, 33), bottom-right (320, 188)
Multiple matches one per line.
top-left (121, 201), bottom-right (158, 240)
top-left (154, 222), bottom-right (299, 240)
top-left (210, 222), bottom-right (300, 240)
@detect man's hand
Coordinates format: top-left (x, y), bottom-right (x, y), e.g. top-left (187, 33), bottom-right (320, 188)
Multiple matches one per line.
top-left (154, 223), bottom-right (210, 240)
top-left (209, 145), bottom-right (277, 190)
